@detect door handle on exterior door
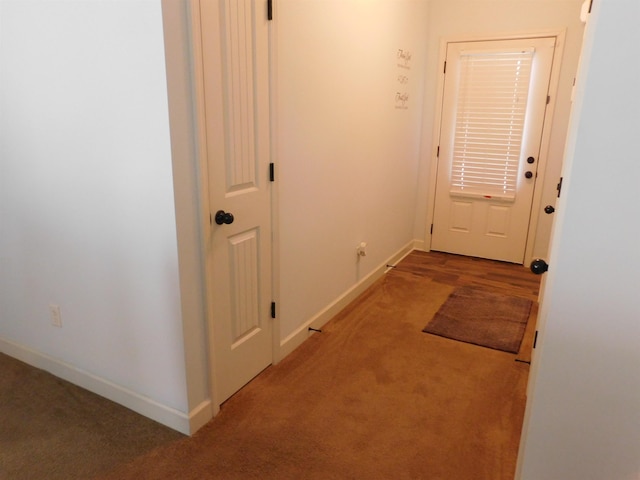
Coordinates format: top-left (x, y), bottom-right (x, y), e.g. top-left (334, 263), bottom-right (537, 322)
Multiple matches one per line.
top-left (524, 157), bottom-right (535, 177)
top-left (214, 210), bottom-right (234, 225)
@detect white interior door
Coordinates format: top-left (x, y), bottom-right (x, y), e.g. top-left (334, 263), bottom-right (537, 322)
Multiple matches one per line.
top-left (431, 37), bottom-right (556, 263)
top-left (200, 0), bottom-right (273, 403)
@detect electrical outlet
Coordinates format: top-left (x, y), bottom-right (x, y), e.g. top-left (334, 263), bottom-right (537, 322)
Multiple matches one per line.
top-left (49, 304), bottom-right (62, 328)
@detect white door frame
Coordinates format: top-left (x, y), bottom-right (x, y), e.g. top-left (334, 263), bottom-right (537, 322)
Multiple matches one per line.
top-left (188, 0), bottom-right (280, 413)
top-left (423, 30), bottom-right (567, 266)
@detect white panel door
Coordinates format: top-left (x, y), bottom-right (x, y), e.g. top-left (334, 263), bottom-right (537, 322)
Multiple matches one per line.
top-left (200, 0), bottom-right (273, 403)
top-left (431, 38), bottom-right (556, 263)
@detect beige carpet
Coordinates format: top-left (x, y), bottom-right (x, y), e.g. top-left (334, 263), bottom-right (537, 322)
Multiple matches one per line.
top-left (1, 252), bottom-right (536, 479)
top-left (423, 286), bottom-right (533, 353)
top-left (0, 353), bottom-right (184, 480)
top-left (96, 267), bottom-right (531, 480)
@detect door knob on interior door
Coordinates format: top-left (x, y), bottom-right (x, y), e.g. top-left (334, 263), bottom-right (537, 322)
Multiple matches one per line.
top-left (214, 210), bottom-right (234, 225)
top-left (544, 205), bottom-right (555, 214)
top-left (530, 259), bottom-right (549, 275)
top-left (524, 171), bottom-right (534, 179)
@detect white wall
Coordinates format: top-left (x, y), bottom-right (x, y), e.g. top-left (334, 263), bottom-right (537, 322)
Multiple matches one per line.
top-left (415, 0), bottom-right (585, 261)
top-left (0, 0), bottom-right (208, 434)
top-left (517, 0), bottom-right (640, 478)
top-left (275, 0), bottom-right (429, 344)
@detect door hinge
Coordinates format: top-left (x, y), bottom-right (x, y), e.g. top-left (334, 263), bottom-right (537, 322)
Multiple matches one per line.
top-left (443, 61), bottom-right (447, 74)
top-left (556, 176), bottom-right (563, 198)
top-left (209, 212), bottom-right (212, 225)
top-left (436, 145), bottom-right (440, 157)
top-left (430, 224), bottom-right (434, 234)
top-left (267, 0), bottom-right (273, 20)
top-left (588, 0), bottom-right (593, 13)
top-left (269, 162), bottom-right (275, 182)
top-left (546, 95), bottom-right (551, 105)
top-left (271, 301), bottom-right (276, 319)
top-left (533, 330), bottom-right (539, 349)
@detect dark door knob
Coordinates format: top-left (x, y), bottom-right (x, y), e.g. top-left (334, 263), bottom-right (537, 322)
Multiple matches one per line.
top-left (525, 171), bottom-right (534, 179)
top-left (527, 156), bottom-right (535, 164)
top-left (530, 259), bottom-right (549, 275)
top-left (544, 205), bottom-right (555, 214)
top-left (214, 210), bottom-right (234, 225)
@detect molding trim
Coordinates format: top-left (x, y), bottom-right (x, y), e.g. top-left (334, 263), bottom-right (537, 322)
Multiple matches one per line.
top-left (279, 242), bottom-right (415, 359)
top-left (412, 238), bottom-right (426, 252)
top-left (0, 337), bottom-right (199, 435)
top-left (422, 29), bottom-right (567, 264)
top-left (188, 399), bottom-right (214, 433)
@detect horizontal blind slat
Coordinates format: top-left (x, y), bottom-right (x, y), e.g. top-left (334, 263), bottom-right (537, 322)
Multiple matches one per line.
top-left (449, 49), bottom-right (533, 197)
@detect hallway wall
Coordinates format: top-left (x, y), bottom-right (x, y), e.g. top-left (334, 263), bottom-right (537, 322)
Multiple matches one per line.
top-left (517, 0), bottom-right (640, 477)
top-left (0, 0), bottom-right (206, 433)
top-left (274, 0), bottom-right (429, 347)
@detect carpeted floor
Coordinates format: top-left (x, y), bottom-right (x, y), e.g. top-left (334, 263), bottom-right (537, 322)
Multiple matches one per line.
top-left (0, 353), bottom-right (184, 480)
top-left (1, 251), bottom-right (539, 480)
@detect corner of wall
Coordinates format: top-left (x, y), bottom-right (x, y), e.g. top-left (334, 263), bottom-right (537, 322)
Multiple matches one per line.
top-left (162, 0), bottom-right (212, 427)
top-left (0, 337), bottom-right (194, 435)
top-left (187, 399), bottom-right (214, 434)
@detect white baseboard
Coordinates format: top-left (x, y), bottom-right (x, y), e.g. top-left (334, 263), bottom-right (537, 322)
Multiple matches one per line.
top-left (0, 337), bottom-right (210, 435)
top-left (188, 399), bottom-right (214, 433)
top-left (1, 241), bottom-right (426, 434)
top-left (278, 241), bottom-right (416, 360)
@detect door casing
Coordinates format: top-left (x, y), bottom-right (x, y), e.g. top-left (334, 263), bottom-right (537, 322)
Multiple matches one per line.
top-left (424, 30), bottom-right (567, 267)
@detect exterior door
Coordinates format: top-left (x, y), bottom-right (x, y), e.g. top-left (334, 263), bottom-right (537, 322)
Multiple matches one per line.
top-left (431, 38), bottom-right (556, 263)
top-left (200, 0), bottom-right (273, 403)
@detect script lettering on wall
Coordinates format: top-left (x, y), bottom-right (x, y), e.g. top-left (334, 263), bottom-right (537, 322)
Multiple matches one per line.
top-left (395, 48), bottom-right (411, 109)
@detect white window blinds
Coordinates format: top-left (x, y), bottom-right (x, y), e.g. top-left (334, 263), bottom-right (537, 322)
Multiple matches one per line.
top-left (450, 48), bottom-right (534, 200)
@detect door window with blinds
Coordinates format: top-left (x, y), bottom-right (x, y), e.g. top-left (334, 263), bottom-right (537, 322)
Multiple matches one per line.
top-left (431, 36), bottom-right (556, 263)
top-left (450, 48), bottom-right (534, 201)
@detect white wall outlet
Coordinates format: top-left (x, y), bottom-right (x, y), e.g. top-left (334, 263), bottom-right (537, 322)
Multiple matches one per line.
top-left (49, 304), bottom-right (62, 327)
top-left (356, 242), bottom-right (367, 257)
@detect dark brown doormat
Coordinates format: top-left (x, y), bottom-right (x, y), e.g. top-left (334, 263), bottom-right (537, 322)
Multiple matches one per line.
top-left (423, 286), bottom-right (533, 354)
